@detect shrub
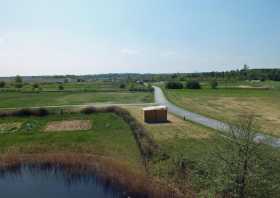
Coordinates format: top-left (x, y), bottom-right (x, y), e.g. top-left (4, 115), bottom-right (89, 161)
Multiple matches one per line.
top-left (165, 81), bottom-right (183, 89)
top-left (129, 87), bottom-right (153, 92)
top-left (186, 81), bottom-right (201, 89)
top-left (80, 107), bottom-right (98, 114)
top-left (0, 108), bottom-right (49, 117)
top-left (33, 83), bottom-right (40, 89)
top-left (0, 81), bottom-right (5, 88)
top-left (58, 84), bottom-right (64, 90)
top-left (210, 80), bottom-right (218, 89)
top-left (36, 108), bottom-right (49, 116)
top-left (14, 75), bottom-right (23, 89)
top-left (80, 106), bottom-right (164, 161)
top-left (15, 83), bottom-right (23, 89)
top-left (119, 83), bottom-right (126, 89)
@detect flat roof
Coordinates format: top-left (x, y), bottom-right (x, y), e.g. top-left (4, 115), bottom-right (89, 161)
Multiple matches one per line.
top-left (142, 105), bottom-right (167, 111)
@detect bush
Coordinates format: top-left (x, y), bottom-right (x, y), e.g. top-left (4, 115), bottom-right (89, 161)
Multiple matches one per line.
top-left (129, 87), bottom-right (153, 92)
top-left (210, 80), bottom-right (218, 89)
top-left (165, 82), bottom-right (183, 89)
top-left (14, 75), bottom-right (23, 89)
top-left (80, 107), bottom-right (98, 114)
top-left (15, 83), bottom-right (23, 89)
top-left (0, 81), bottom-right (5, 88)
top-left (80, 106), bottom-right (163, 161)
top-left (119, 83), bottom-right (126, 89)
top-left (58, 84), bottom-right (64, 90)
top-left (186, 81), bottom-right (201, 89)
top-left (33, 83), bottom-right (40, 89)
top-left (0, 108), bottom-right (49, 117)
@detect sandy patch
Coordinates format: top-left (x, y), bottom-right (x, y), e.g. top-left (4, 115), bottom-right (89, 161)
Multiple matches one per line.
top-left (0, 122), bottom-right (22, 133)
top-left (45, 120), bottom-right (92, 132)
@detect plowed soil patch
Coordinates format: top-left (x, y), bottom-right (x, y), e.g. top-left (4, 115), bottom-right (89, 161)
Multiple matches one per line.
top-left (45, 120), bottom-right (92, 132)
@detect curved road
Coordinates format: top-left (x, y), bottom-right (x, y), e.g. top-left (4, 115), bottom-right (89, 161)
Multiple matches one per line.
top-left (153, 86), bottom-right (280, 148)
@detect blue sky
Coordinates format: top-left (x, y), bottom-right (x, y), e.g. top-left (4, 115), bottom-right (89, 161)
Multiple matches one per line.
top-left (0, 0), bottom-right (279, 76)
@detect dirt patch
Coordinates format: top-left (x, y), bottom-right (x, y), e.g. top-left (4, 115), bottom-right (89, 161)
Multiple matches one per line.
top-left (45, 120), bottom-right (92, 132)
top-left (0, 122), bottom-right (22, 133)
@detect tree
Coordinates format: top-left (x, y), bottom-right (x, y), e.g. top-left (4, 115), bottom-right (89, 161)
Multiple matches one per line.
top-left (165, 81), bottom-right (183, 89)
top-left (0, 81), bottom-right (5, 88)
top-left (32, 83), bottom-right (41, 92)
top-left (58, 84), bottom-right (64, 90)
top-left (210, 80), bottom-right (218, 89)
top-left (33, 83), bottom-right (39, 89)
top-left (186, 81), bottom-right (201, 89)
top-left (209, 115), bottom-right (280, 197)
top-left (243, 64), bottom-right (249, 71)
top-left (14, 75), bottom-right (23, 88)
top-left (119, 83), bottom-right (126, 89)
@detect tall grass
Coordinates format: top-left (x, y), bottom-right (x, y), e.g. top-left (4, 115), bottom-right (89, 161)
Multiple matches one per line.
top-left (0, 153), bottom-right (189, 198)
top-left (81, 106), bottom-right (168, 164)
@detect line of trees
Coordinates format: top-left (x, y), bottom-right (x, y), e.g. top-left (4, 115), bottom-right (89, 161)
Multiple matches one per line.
top-left (164, 67), bottom-right (280, 82)
top-left (166, 81), bottom-right (205, 89)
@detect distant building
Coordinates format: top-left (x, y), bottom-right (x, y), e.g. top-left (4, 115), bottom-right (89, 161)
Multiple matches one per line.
top-left (142, 106), bottom-right (168, 123)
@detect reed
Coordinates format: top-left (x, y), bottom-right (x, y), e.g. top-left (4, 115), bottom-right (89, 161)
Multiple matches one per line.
top-left (0, 153), bottom-right (191, 198)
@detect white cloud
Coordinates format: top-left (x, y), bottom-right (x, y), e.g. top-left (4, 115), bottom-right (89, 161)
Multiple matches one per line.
top-left (120, 48), bottom-right (140, 55)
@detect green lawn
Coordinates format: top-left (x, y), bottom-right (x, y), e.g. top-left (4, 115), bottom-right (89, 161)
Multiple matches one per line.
top-left (126, 106), bottom-right (280, 196)
top-left (0, 91), bottom-right (154, 108)
top-left (163, 87), bottom-right (280, 137)
top-left (0, 113), bottom-right (141, 167)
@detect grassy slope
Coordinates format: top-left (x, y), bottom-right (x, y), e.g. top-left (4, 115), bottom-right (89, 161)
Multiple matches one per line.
top-left (0, 113), bottom-right (142, 168)
top-left (0, 91), bottom-right (153, 108)
top-left (163, 87), bottom-right (280, 137)
top-left (126, 106), bottom-right (280, 195)
top-left (126, 106), bottom-right (218, 190)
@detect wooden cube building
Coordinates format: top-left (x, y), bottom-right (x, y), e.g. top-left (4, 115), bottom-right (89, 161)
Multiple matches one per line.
top-left (143, 106), bottom-right (167, 123)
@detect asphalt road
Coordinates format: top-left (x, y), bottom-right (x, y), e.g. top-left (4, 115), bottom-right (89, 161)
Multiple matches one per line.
top-left (153, 86), bottom-right (280, 148)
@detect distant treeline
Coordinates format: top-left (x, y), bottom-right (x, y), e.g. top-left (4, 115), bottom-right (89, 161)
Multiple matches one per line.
top-left (181, 68), bottom-right (280, 81)
top-left (145, 68), bottom-right (280, 82)
top-left (1, 68), bottom-right (280, 83)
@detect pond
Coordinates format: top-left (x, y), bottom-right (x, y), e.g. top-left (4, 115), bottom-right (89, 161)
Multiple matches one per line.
top-left (0, 164), bottom-right (127, 198)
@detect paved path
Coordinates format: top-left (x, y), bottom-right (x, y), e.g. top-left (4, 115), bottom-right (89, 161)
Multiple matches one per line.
top-left (153, 86), bottom-right (280, 148)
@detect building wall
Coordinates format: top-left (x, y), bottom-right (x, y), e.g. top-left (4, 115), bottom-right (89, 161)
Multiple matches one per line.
top-left (143, 109), bottom-right (167, 123)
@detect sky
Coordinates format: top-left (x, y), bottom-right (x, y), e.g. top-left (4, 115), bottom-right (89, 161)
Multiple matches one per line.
top-left (0, 0), bottom-right (280, 76)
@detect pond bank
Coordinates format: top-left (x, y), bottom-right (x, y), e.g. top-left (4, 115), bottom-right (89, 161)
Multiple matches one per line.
top-left (0, 153), bottom-right (186, 198)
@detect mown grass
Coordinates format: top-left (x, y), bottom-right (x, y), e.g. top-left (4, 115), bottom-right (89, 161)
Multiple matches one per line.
top-left (162, 87), bottom-right (280, 137)
top-left (125, 106), bottom-right (280, 196)
top-left (1, 81), bottom-right (123, 92)
top-left (0, 113), bottom-right (142, 168)
top-left (0, 108), bottom-right (186, 197)
top-left (0, 91), bottom-right (154, 108)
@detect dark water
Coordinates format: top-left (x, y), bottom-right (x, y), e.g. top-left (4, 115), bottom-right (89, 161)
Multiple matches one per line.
top-left (0, 164), bottom-right (127, 198)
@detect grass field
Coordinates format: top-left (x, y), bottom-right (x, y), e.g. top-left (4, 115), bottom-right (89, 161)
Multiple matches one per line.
top-left (2, 81), bottom-right (124, 92)
top-left (0, 106), bottom-right (279, 196)
top-left (0, 113), bottom-right (142, 167)
top-left (125, 106), bottom-right (280, 196)
top-left (0, 91), bottom-right (153, 108)
top-left (163, 87), bottom-right (280, 137)
top-left (126, 106), bottom-right (218, 192)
